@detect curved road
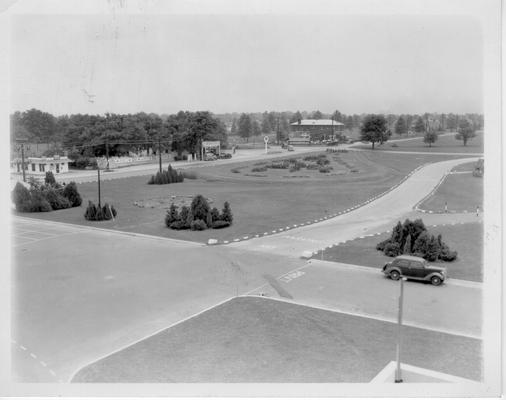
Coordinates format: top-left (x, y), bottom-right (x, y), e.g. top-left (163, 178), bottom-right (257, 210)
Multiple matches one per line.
top-left (232, 157), bottom-right (479, 256)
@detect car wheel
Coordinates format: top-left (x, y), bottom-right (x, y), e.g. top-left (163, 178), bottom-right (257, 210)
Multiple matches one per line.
top-left (390, 270), bottom-right (400, 281)
top-left (431, 276), bottom-right (442, 286)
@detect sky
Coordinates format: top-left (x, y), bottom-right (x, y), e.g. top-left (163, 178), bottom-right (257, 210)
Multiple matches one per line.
top-left (9, 13), bottom-right (483, 116)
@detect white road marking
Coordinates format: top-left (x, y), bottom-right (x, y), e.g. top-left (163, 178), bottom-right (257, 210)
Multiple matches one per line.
top-left (30, 353), bottom-right (37, 359)
top-left (40, 361), bottom-right (47, 367)
top-left (20, 345), bottom-right (26, 351)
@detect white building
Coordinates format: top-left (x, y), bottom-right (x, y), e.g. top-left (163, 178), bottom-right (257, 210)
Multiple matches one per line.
top-left (11, 155), bottom-right (71, 175)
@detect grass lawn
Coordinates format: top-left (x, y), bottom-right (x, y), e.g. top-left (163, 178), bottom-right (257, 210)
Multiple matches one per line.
top-left (451, 161), bottom-right (477, 172)
top-left (319, 222), bottom-right (483, 282)
top-left (72, 296), bottom-right (481, 382)
top-left (353, 131), bottom-right (483, 154)
top-left (420, 173), bottom-right (483, 213)
top-left (18, 151), bottom-right (466, 244)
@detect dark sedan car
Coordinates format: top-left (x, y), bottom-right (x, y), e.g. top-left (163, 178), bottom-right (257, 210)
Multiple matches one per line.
top-left (382, 255), bottom-right (447, 286)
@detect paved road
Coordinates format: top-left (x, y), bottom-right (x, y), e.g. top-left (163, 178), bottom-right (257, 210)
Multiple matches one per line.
top-left (11, 217), bottom-right (306, 382)
top-left (231, 157), bottom-right (479, 256)
top-left (248, 260), bottom-right (482, 339)
top-left (11, 154), bottom-right (482, 383)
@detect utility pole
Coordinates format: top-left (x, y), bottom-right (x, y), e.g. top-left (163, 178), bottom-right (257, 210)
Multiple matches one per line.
top-left (158, 132), bottom-right (162, 174)
top-left (276, 116), bottom-right (280, 145)
top-left (105, 138), bottom-right (110, 171)
top-left (16, 137), bottom-right (28, 182)
top-left (395, 277), bottom-right (406, 383)
top-left (97, 165), bottom-right (101, 209)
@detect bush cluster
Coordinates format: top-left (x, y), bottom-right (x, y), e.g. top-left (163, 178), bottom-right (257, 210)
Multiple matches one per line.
top-left (165, 195), bottom-right (233, 230)
top-left (251, 166), bottom-right (268, 172)
top-left (69, 154), bottom-right (97, 169)
top-left (12, 173), bottom-right (82, 213)
top-left (318, 166), bottom-right (333, 173)
top-left (148, 165), bottom-right (184, 185)
top-left (84, 201), bottom-right (117, 221)
top-left (376, 219), bottom-right (457, 262)
top-left (303, 154), bottom-right (328, 162)
top-left (218, 153), bottom-right (232, 159)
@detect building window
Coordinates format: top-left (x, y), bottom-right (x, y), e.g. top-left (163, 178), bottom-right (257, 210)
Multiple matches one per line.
top-left (31, 163), bottom-right (36, 171)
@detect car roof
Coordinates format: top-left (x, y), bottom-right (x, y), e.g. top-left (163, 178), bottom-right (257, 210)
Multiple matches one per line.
top-left (395, 255), bottom-right (426, 262)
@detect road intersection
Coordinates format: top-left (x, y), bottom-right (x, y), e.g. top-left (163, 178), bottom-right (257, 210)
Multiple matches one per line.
top-left (11, 153), bottom-right (483, 383)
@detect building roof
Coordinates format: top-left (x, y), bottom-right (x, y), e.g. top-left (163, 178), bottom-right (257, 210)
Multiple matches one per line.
top-left (290, 119), bottom-right (344, 126)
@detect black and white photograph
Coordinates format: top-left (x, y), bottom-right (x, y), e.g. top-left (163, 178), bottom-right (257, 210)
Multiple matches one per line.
top-left (0, 0), bottom-right (502, 397)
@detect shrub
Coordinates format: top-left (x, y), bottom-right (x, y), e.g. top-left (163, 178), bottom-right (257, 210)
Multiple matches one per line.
top-left (391, 143), bottom-right (398, 147)
top-left (190, 219), bottom-right (207, 231)
top-left (210, 207), bottom-right (220, 222)
top-left (43, 188), bottom-right (72, 210)
top-left (148, 165), bottom-right (184, 185)
top-left (212, 220), bottom-right (230, 229)
top-left (165, 203), bottom-right (179, 227)
top-left (218, 153), bottom-right (232, 159)
top-left (62, 182), bottom-right (82, 207)
top-left (231, 168), bottom-right (241, 173)
top-left (179, 206), bottom-right (190, 227)
top-left (12, 182), bottom-right (32, 212)
top-left (425, 235), bottom-right (441, 262)
top-left (317, 158), bottom-right (330, 166)
top-left (84, 201), bottom-right (97, 220)
top-left (376, 238), bottom-right (391, 251)
top-left (384, 242), bottom-right (401, 257)
top-left (169, 221), bottom-right (186, 230)
top-left (221, 201), bottom-right (233, 224)
top-left (403, 234), bottom-right (412, 254)
top-left (28, 190), bottom-right (52, 212)
top-left (319, 166), bottom-right (332, 173)
top-left (306, 163), bottom-right (319, 170)
top-left (84, 201), bottom-right (117, 221)
top-left (251, 166), bottom-right (268, 172)
top-left (412, 231), bottom-right (430, 255)
top-left (45, 171), bottom-right (56, 186)
top-left (191, 195), bottom-right (210, 221)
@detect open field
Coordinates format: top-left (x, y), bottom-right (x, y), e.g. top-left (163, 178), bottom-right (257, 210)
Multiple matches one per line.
top-left (353, 131), bottom-right (483, 154)
top-left (16, 151), bottom-right (467, 243)
top-left (318, 221), bottom-right (483, 282)
top-left (419, 173), bottom-right (483, 213)
top-left (72, 296), bottom-right (481, 383)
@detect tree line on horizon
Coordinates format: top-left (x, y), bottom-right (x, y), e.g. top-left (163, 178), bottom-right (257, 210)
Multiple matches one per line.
top-left (11, 108), bottom-right (483, 155)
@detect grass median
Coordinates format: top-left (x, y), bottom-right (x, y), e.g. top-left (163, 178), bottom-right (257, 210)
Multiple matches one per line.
top-left (319, 222), bottom-right (483, 282)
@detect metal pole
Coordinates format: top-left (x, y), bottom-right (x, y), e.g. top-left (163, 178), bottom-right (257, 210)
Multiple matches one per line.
top-left (158, 134), bottom-right (162, 173)
top-left (97, 166), bottom-right (101, 209)
top-left (21, 143), bottom-right (26, 182)
top-left (395, 277), bottom-right (404, 383)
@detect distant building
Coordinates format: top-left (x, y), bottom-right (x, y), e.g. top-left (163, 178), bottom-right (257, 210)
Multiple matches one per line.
top-left (289, 119), bottom-right (344, 143)
top-left (11, 155), bottom-right (70, 175)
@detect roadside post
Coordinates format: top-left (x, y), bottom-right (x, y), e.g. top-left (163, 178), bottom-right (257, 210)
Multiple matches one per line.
top-left (264, 136), bottom-right (269, 154)
top-left (96, 158), bottom-right (108, 208)
top-left (395, 276), bottom-right (407, 383)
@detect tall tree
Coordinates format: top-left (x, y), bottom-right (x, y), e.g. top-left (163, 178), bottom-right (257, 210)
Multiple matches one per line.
top-left (261, 112), bottom-right (272, 133)
top-left (423, 128), bottom-right (438, 147)
top-left (311, 110), bottom-right (323, 120)
top-left (237, 113), bottom-right (252, 142)
top-left (413, 116), bottom-right (426, 134)
top-left (394, 116), bottom-right (408, 136)
top-left (289, 110), bottom-right (303, 123)
top-left (252, 119), bottom-right (262, 137)
top-left (331, 110), bottom-right (342, 122)
top-left (360, 114), bottom-right (391, 149)
top-left (455, 118), bottom-right (476, 146)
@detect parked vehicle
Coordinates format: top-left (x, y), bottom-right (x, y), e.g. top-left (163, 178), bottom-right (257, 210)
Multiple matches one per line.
top-left (382, 255), bottom-right (447, 286)
top-left (204, 153), bottom-right (217, 161)
top-left (287, 145), bottom-right (294, 151)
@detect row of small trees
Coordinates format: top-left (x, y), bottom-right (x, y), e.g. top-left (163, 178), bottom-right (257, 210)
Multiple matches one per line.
top-left (84, 201), bottom-right (117, 221)
top-left (377, 219), bottom-right (457, 262)
top-left (360, 114), bottom-right (477, 149)
top-left (148, 165), bottom-right (184, 185)
top-left (165, 195), bottom-right (233, 230)
top-left (12, 172), bottom-right (82, 212)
